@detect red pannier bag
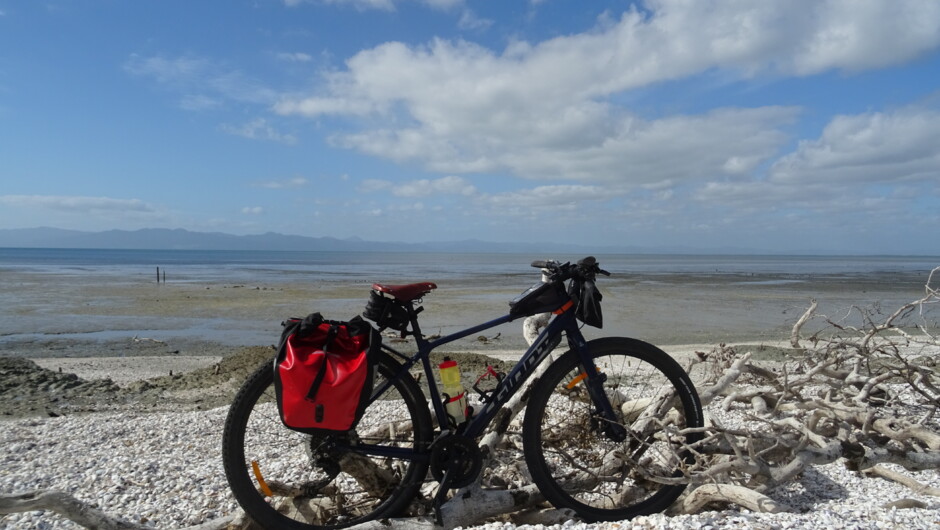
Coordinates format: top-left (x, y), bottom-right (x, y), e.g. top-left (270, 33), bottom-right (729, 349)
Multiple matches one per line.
top-left (273, 313), bottom-right (377, 433)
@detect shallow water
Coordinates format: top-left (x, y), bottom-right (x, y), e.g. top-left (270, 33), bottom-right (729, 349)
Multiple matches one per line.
top-left (1, 250), bottom-right (937, 356)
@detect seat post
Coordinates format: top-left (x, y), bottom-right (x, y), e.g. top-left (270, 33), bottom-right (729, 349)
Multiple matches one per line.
top-left (405, 300), bottom-right (428, 344)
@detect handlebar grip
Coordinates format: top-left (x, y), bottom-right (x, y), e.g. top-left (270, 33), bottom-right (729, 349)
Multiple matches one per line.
top-left (577, 256), bottom-right (597, 268)
top-left (531, 257), bottom-right (609, 278)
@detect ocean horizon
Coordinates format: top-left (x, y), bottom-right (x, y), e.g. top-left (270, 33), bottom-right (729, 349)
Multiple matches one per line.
top-left (3, 247), bottom-right (938, 276)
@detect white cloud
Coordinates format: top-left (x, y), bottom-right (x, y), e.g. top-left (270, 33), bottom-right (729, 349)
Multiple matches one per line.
top-left (280, 1), bottom-right (940, 112)
top-left (483, 184), bottom-right (608, 213)
top-left (458, 9), bottom-right (493, 31)
top-left (358, 179), bottom-right (393, 193)
top-left (123, 54), bottom-right (208, 85)
top-left (387, 201), bottom-right (425, 212)
top-left (321, 0), bottom-right (396, 10)
top-left (787, 0), bottom-right (940, 74)
top-left (125, 53), bottom-right (279, 108)
top-left (0, 195), bottom-right (154, 213)
top-left (242, 206), bottom-right (264, 214)
top-left (256, 176), bottom-right (309, 189)
top-left (276, 52), bottom-right (313, 63)
top-left (179, 94), bottom-right (221, 111)
top-left (359, 176), bottom-right (477, 197)
top-left (275, 1), bottom-right (939, 187)
top-left (696, 106), bottom-right (940, 215)
top-left (769, 108), bottom-right (940, 185)
top-left (337, 106), bottom-right (796, 185)
top-left (220, 118), bottom-right (297, 144)
top-left (275, 96), bottom-right (376, 117)
top-left (285, 0), bottom-right (462, 10)
top-left (422, 0), bottom-right (462, 9)
top-left (393, 176), bottom-right (476, 197)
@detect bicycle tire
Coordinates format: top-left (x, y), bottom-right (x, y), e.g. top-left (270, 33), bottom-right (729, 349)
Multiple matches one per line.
top-left (523, 337), bottom-right (704, 521)
top-left (222, 351), bottom-right (433, 529)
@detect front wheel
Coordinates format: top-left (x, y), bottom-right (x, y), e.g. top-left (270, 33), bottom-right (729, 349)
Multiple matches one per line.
top-left (523, 337), bottom-right (703, 521)
top-left (222, 351), bottom-right (433, 529)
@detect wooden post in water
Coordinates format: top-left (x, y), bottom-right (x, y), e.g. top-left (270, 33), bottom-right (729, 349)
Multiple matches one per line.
top-left (156, 266), bottom-right (160, 284)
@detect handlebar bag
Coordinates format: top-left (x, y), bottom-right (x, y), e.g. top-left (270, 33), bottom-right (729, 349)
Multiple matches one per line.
top-left (273, 313), bottom-right (377, 433)
top-left (509, 281), bottom-right (568, 317)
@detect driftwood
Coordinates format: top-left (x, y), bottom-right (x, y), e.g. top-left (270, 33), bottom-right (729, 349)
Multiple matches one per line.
top-left (3, 268), bottom-right (939, 528)
top-left (671, 266), bottom-right (940, 513)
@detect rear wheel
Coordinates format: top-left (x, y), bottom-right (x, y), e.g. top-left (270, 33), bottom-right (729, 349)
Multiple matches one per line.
top-left (523, 338), bottom-right (703, 521)
top-left (222, 352), bottom-right (432, 529)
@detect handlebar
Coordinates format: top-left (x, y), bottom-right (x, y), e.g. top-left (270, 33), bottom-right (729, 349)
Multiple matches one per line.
top-left (531, 256), bottom-right (610, 282)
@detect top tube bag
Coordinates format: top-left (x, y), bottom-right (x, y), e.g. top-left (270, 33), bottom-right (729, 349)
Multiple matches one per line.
top-left (273, 313), bottom-right (378, 434)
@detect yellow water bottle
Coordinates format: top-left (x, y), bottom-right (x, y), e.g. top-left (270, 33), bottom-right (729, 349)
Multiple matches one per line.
top-left (438, 357), bottom-right (467, 425)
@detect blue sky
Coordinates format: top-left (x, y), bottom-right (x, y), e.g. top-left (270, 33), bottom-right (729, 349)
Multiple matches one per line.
top-left (1, 0), bottom-right (939, 254)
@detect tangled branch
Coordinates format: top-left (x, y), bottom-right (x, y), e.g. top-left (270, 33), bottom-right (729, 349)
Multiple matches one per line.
top-left (674, 266), bottom-right (940, 512)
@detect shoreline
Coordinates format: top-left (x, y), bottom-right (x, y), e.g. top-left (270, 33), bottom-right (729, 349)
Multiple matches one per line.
top-left (0, 338), bottom-right (793, 421)
top-left (20, 342), bottom-right (766, 384)
top-left (17, 337), bottom-right (795, 390)
top-left (31, 355), bottom-right (225, 386)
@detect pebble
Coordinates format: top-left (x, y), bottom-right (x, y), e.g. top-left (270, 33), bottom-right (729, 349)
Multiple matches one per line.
top-left (1, 402), bottom-right (939, 529)
top-left (1, 407), bottom-right (239, 529)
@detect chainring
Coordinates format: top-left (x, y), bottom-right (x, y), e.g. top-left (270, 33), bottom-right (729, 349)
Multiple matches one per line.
top-left (429, 435), bottom-right (483, 489)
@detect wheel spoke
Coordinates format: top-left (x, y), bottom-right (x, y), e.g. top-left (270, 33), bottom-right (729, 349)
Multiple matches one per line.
top-left (222, 355), bottom-right (432, 528)
top-left (523, 340), bottom-right (702, 521)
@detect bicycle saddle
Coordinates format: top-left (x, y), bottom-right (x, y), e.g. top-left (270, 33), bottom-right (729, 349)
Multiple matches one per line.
top-left (371, 282), bottom-right (437, 302)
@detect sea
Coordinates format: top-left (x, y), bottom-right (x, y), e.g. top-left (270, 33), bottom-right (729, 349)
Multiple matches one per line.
top-left (2, 248), bottom-right (937, 282)
top-left (1, 248), bottom-right (938, 350)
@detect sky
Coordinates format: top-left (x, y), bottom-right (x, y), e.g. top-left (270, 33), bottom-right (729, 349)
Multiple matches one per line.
top-left (1, 0), bottom-right (939, 254)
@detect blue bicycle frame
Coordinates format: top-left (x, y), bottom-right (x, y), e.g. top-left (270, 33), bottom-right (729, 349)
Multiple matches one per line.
top-left (347, 293), bottom-right (623, 461)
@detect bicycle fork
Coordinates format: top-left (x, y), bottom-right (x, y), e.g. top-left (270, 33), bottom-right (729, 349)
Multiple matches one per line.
top-left (568, 330), bottom-right (628, 442)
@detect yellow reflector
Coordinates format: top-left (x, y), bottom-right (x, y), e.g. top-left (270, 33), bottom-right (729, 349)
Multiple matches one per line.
top-left (251, 460), bottom-right (274, 498)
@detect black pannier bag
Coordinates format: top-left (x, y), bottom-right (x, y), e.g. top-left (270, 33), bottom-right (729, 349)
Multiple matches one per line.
top-left (273, 313), bottom-right (378, 433)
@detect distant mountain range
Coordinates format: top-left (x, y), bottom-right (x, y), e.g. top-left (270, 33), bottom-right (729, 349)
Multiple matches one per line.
top-left (0, 227), bottom-right (777, 254)
top-left (0, 227), bottom-right (643, 254)
top-left (0, 227), bottom-right (932, 256)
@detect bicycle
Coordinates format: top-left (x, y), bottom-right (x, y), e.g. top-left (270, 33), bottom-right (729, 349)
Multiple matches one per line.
top-left (222, 257), bottom-right (705, 529)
